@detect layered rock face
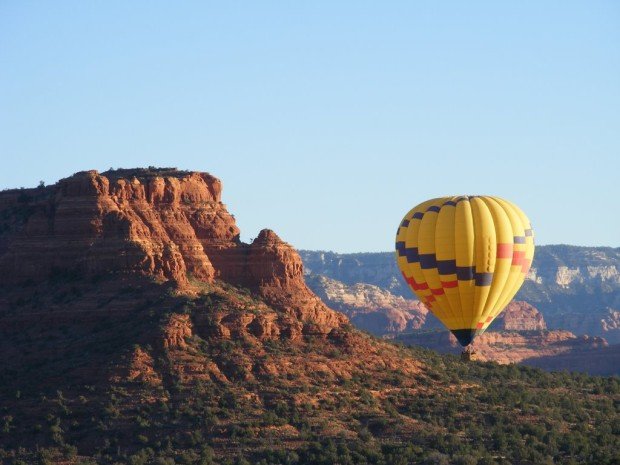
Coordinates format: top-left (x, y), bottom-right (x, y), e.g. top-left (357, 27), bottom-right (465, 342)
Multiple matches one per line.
top-left (0, 168), bottom-right (345, 334)
top-left (0, 169), bottom-right (233, 285)
top-left (240, 230), bottom-right (347, 331)
top-left (307, 274), bottom-right (428, 334)
top-left (494, 301), bottom-right (546, 331)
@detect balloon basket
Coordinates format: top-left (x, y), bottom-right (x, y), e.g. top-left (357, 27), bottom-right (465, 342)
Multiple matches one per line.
top-left (460, 346), bottom-right (479, 362)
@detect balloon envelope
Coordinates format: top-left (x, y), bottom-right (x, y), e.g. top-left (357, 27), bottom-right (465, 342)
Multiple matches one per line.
top-left (395, 196), bottom-right (535, 346)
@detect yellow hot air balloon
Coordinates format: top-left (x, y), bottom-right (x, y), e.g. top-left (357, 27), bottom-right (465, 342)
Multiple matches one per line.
top-left (395, 196), bottom-right (535, 347)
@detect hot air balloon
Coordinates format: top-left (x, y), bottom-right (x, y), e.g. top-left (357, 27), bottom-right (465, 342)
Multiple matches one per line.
top-left (395, 196), bottom-right (534, 354)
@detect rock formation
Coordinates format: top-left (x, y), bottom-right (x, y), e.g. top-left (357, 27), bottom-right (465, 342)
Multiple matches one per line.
top-left (306, 274), bottom-right (428, 334)
top-left (0, 168), bottom-right (346, 335)
top-left (494, 300), bottom-right (546, 331)
top-left (0, 169), bottom-right (230, 285)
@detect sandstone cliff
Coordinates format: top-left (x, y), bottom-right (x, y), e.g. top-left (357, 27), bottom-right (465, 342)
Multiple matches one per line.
top-left (0, 169), bottom-right (231, 285)
top-left (0, 168), bottom-right (346, 335)
top-left (495, 300), bottom-right (546, 331)
top-left (306, 274), bottom-right (428, 334)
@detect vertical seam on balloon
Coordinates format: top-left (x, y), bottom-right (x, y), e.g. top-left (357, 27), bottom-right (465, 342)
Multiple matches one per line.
top-left (405, 203), bottom-right (435, 316)
top-left (455, 198), bottom-right (475, 330)
top-left (490, 197), bottom-right (527, 320)
top-left (450, 196), bottom-right (467, 329)
top-left (485, 197), bottom-right (516, 322)
top-left (478, 197), bottom-right (513, 330)
top-left (434, 200), bottom-right (459, 328)
top-left (470, 197), bottom-right (491, 331)
top-left (419, 198), bottom-right (454, 326)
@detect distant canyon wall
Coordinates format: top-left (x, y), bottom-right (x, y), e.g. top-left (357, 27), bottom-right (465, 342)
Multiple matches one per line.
top-left (300, 246), bottom-right (620, 343)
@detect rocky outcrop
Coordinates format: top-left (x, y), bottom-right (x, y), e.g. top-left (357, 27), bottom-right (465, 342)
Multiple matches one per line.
top-left (208, 229), bottom-right (348, 334)
top-left (495, 301), bottom-right (546, 331)
top-left (163, 313), bottom-right (193, 349)
top-left (0, 169), bottom-right (233, 285)
top-left (306, 274), bottom-right (428, 334)
top-left (554, 266), bottom-right (582, 287)
top-left (601, 308), bottom-right (620, 332)
top-left (125, 347), bottom-right (162, 386)
top-left (0, 168), bottom-right (347, 338)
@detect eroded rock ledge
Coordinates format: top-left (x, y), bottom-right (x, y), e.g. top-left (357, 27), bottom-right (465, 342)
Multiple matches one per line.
top-left (0, 168), bottom-right (346, 334)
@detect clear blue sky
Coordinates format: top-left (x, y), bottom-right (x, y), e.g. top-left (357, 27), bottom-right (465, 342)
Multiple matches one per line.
top-left (1, 2), bottom-right (618, 252)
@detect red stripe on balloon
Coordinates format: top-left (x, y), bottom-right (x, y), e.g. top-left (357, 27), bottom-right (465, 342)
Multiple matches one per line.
top-left (521, 259), bottom-right (531, 274)
top-left (512, 250), bottom-right (526, 266)
top-left (497, 243), bottom-right (513, 259)
top-left (402, 271), bottom-right (430, 292)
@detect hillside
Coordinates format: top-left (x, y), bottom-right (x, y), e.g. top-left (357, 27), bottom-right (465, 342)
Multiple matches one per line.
top-left (0, 169), bottom-right (618, 465)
